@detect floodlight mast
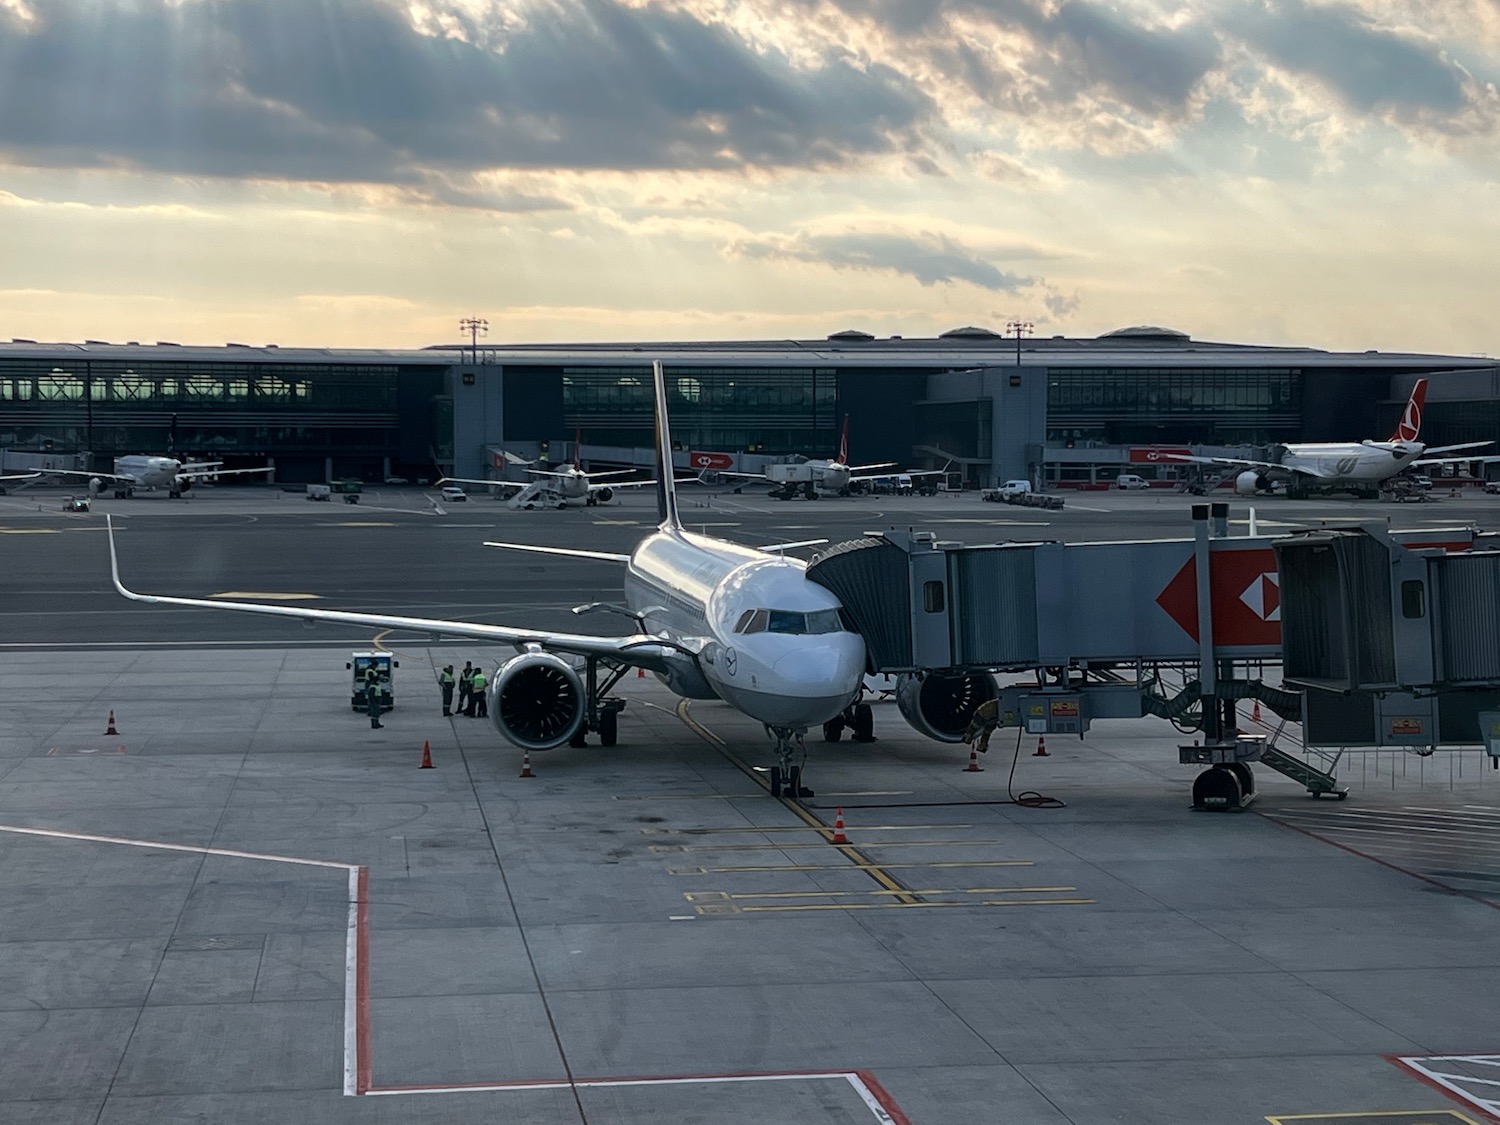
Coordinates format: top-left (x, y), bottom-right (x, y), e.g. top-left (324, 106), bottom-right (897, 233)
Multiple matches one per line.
top-left (459, 316), bottom-right (489, 364)
top-left (1006, 320), bottom-right (1033, 366)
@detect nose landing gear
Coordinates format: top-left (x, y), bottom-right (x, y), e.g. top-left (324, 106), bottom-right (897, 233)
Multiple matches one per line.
top-left (768, 726), bottom-right (812, 798)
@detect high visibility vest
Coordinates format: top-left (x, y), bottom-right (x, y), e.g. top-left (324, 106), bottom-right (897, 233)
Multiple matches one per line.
top-left (471, 671), bottom-right (488, 691)
top-left (439, 671), bottom-right (455, 685)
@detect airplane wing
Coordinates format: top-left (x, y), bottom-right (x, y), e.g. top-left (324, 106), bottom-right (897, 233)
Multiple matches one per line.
top-left (436, 476), bottom-right (525, 495)
top-left (847, 461), bottom-right (898, 474)
top-left (33, 467), bottom-right (138, 484)
top-left (1160, 453), bottom-right (1289, 473)
top-left (484, 541), bottom-right (631, 563)
top-left (588, 478), bottom-right (657, 493)
top-left (0, 472), bottom-right (41, 482)
top-left (105, 516), bottom-right (681, 665)
top-left (1413, 454), bottom-right (1500, 467)
top-left (176, 466), bottom-right (275, 481)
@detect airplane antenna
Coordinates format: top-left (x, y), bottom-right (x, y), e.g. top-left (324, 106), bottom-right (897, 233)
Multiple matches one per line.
top-left (652, 361), bottom-right (682, 532)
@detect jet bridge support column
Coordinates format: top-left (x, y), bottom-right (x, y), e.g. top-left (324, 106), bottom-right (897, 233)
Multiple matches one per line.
top-left (1182, 502), bottom-right (1261, 810)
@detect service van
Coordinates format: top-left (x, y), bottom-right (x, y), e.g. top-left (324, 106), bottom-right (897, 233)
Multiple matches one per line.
top-left (1114, 474), bottom-right (1150, 490)
top-left (998, 479), bottom-right (1032, 496)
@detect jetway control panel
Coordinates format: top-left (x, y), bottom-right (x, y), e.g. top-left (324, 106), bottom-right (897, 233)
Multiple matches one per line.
top-left (807, 521), bottom-right (1485, 675)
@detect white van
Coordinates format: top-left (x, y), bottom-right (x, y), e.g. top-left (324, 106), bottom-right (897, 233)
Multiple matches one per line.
top-left (440, 485), bottom-right (467, 502)
top-left (998, 479), bottom-right (1032, 496)
top-left (1114, 474), bottom-right (1150, 490)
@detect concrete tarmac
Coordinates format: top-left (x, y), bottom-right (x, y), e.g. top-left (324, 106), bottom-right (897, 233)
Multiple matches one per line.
top-left (3, 484), bottom-right (1500, 1123)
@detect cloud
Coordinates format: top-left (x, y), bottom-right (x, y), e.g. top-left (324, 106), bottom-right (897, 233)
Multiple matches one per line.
top-left (0, 0), bottom-right (935, 186)
top-left (735, 229), bottom-right (1036, 290)
top-left (1228, 0), bottom-right (1470, 118)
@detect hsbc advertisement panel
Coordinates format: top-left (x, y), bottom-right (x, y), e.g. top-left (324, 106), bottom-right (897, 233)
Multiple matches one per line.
top-left (1128, 447), bottom-right (1193, 464)
top-left (1033, 539), bottom-right (1284, 664)
top-left (688, 451), bottom-right (734, 470)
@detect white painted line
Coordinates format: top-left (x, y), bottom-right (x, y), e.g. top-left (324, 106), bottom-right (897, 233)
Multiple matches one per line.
top-left (344, 865), bottom-right (360, 1097)
top-left (0, 824), bottom-right (352, 868)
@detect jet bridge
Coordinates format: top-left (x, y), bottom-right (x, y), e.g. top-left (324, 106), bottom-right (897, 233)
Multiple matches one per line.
top-left (808, 507), bottom-right (1493, 808)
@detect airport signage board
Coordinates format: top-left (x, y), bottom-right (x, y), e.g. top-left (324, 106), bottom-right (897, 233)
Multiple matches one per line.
top-left (1128, 446), bottom-right (1192, 464)
top-left (689, 451), bottom-right (734, 470)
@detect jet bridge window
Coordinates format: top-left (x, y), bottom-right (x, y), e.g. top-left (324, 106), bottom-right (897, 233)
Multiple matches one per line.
top-left (1401, 580), bottom-right (1426, 619)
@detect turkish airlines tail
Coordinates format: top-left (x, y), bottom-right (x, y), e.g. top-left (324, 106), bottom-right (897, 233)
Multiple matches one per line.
top-left (1390, 379), bottom-right (1428, 442)
top-left (838, 415), bottom-right (849, 465)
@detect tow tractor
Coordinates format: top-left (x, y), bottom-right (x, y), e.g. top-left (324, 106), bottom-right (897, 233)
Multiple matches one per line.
top-left (348, 651), bottom-right (398, 711)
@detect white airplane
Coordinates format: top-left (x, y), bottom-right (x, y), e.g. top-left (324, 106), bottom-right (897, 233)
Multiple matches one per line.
top-left (708, 416), bottom-right (940, 499)
top-left (42, 455), bottom-right (273, 498)
top-left (107, 362), bottom-right (992, 795)
top-left (1169, 379), bottom-right (1494, 498)
top-left (438, 432), bottom-right (657, 509)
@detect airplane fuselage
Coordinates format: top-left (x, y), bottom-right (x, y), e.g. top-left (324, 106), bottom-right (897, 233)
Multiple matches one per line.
top-left (624, 528), bottom-right (865, 727)
top-left (1277, 440), bottom-right (1423, 485)
top-left (764, 460), bottom-right (852, 495)
top-left (113, 455), bottom-right (190, 489)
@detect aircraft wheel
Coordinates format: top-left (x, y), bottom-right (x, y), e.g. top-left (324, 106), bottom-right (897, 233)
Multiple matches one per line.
top-left (599, 709), bottom-right (618, 747)
top-left (851, 703), bottom-right (875, 742)
top-left (569, 728), bottom-right (588, 748)
top-left (822, 718), bottom-right (844, 742)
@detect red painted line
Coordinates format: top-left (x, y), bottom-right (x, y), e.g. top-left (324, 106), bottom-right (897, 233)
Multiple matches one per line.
top-left (1387, 1053), bottom-right (1500, 1123)
top-left (356, 866), bottom-right (372, 1095)
top-left (858, 1069), bottom-right (915, 1125)
top-left (1259, 812), bottom-right (1500, 911)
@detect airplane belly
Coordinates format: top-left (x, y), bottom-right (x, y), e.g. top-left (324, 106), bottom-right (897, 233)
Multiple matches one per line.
top-left (711, 681), bottom-right (853, 727)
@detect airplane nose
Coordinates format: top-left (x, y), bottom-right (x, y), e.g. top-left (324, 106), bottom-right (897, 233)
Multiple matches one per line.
top-left (774, 642), bottom-right (863, 694)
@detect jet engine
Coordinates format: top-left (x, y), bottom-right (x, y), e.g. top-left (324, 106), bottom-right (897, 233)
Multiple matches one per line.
top-left (1235, 470), bottom-right (1271, 495)
top-left (593, 486), bottom-right (613, 504)
top-left (488, 651), bottom-right (585, 750)
top-left (895, 670), bottom-right (998, 743)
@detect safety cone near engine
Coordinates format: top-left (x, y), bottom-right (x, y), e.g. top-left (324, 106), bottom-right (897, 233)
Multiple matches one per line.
top-left (104, 710), bottom-right (119, 736)
top-left (965, 747), bottom-right (984, 772)
top-left (1252, 699), bottom-right (1262, 723)
top-left (1033, 735), bottom-right (1049, 757)
top-left (519, 750), bottom-right (535, 779)
top-left (419, 740), bottom-right (433, 769)
top-left (637, 666), bottom-right (645, 678)
top-left (831, 808), bottom-right (848, 844)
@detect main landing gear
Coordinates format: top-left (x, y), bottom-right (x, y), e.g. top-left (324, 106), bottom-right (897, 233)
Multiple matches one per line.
top-left (823, 701), bottom-right (875, 743)
top-left (567, 656), bottom-right (627, 748)
top-left (768, 726), bottom-right (812, 798)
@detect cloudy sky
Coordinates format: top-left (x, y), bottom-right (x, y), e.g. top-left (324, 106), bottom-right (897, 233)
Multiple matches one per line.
top-left (1, 0), bottom-right (1497, 353)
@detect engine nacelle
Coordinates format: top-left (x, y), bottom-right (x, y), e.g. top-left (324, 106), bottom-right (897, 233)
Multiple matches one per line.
top-left (895, 670), bottom-right (999, 743)
top-left (488, 651), bottom-right (585, 751)
top-left (593, 486), bottom-right (613, 503)
top-left (1235, 470), bottom-right (1271, 495)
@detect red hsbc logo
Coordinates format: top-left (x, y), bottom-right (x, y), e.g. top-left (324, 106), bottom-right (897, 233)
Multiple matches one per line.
top-left (690, 451), bottom-right (733, 470)
top-left (1155, 548), bottom-right (1282, 646)
top-left (1129, 446), bottom-right (1192, 464)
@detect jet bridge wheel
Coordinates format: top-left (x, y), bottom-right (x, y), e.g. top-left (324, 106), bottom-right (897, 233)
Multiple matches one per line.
top-left (850, 703), bottom-right (875, 743)
top-left (1192, 764), bottom-right (1250, 811)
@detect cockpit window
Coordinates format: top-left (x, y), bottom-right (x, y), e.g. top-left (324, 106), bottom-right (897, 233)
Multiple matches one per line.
top-left (734, 608), bottom-right (847, 635)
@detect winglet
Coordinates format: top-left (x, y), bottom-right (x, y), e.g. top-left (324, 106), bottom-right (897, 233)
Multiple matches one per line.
top-left (1392, 378), bottom-right (1428, 442)
top-left (652, 360), bottom-right (681, 531)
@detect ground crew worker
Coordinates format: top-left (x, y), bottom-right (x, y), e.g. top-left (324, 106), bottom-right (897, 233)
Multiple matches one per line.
top-left (438, 664), bottom-right (455, 716)
top-left (365, 667), bottom-right (384, 729)
top-left (469, 666), bottom-right (489, 718)
top-left (963, 698), bottom-right (1000, 753)
top-left (458, 661), bottom-right (474, 716)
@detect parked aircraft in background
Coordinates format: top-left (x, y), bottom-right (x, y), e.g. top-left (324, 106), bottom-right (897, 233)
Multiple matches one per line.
top-left (109, 363), bottom-right (987, 794)
top-left (1169, 379), bottom-right (1495, 498)
top-left (39, 455), bottom-right (273, 498)
top-left (708, 416), bottom-right (942, 499)
top-left (438, 430), bottom-right (657, 509)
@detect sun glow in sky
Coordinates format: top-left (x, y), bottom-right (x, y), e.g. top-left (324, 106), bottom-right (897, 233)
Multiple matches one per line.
top-left (1, 0), bottom-right (1498, 353)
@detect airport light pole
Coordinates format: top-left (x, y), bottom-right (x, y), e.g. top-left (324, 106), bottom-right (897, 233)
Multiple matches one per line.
top-left (459, 317), bottom-right (489, 364)
top-left (1006, 320), bottom-right (1033, 366)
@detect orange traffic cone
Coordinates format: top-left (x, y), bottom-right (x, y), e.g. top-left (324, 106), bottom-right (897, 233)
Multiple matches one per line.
top-left (1252, 699), bottom-right (1262, 723)
top-left (637, 667), bottom-right (645, 678)
top-left (1033, 735), bottom-right (1049, 757)
top-left (419, 740), bottom-right (433, 769)
top-left (519, 750), bottom-right (535, 779)
top-left (965, 747), bottom-right (984, 772)
top-left (104, 710), bottom-right (118, 736)
top-left (831, 808), bottom-right (848, 844)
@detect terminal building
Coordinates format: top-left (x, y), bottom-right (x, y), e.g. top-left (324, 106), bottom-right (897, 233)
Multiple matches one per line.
top-left (0, 327), bottom-right (1495, 487)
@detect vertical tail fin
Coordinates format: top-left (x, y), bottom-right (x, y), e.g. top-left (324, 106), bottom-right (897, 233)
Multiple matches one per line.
top-left (838, 415), bottom-right (849, 466)
top-left (1392, 378), bottom-right (1427, 442)
top-left (652, 361), bottom-right (681, 531)
top-left (574, 425), bottom-right (583, 472)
